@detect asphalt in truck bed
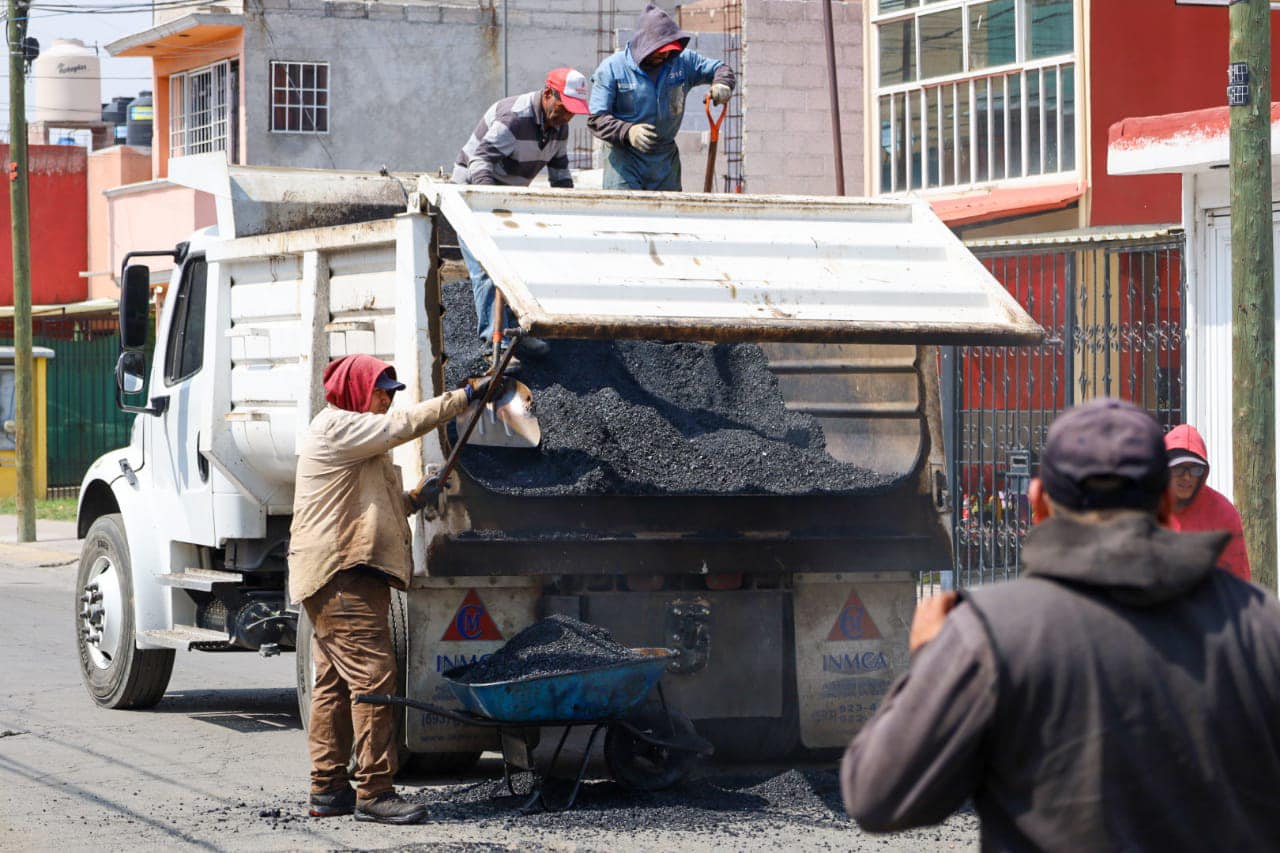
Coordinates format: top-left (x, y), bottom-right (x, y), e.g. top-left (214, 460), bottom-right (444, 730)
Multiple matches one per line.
top-left (441, 277), bottom-right (897, 497)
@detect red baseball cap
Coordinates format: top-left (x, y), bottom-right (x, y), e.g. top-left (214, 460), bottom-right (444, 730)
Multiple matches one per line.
top-left (654, 40), bottom-right (685, 55)
top-left (546, 67), bottom-right (589, 114)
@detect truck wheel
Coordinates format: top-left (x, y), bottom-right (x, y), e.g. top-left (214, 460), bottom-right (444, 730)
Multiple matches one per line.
top-left (75, 514), bottom-right (174, 709)
top-left (295, 586), bottom-right (419, 773)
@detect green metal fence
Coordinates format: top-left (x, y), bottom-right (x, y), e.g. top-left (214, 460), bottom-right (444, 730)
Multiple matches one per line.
top-left (1, 313), bottom-right (134, 488)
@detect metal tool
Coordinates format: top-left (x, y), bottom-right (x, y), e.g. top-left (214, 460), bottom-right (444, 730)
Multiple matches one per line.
top-left (408, 338), bottom-right (534, 509)
top-left (703, 93), bottom-right (727, 193)
top-left (464, 287), bottom-right (541, 449)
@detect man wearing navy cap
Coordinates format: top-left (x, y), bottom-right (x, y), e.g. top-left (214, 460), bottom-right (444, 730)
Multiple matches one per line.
top-left (840, 398), bottom-right (1280, 849)
top-left (290, 354), bottom-right (498, 824)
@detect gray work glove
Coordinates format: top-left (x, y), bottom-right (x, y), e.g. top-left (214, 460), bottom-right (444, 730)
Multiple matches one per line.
top-left (627, 123), bottom-right (658, 153)
top-left (709, 83), bottom-right (732, 106)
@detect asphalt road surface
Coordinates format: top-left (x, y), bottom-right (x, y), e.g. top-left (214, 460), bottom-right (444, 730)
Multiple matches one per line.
top-left (0, 517), bottom-right (978, 851)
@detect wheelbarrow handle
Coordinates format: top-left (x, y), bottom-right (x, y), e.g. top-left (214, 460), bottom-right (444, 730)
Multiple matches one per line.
top-left (355, 693), bottom-right (499, 727)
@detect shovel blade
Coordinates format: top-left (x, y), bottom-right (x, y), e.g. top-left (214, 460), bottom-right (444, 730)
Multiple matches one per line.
top-left (460, 378), bottom-right (541, 449)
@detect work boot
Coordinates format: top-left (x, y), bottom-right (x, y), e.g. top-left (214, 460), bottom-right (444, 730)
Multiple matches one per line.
top-left (354, 791), bottom-right (428, 825)
top-left (309, 785), bottom-right (355, 818)
top-left (514, 335), bottom-right (550, 360)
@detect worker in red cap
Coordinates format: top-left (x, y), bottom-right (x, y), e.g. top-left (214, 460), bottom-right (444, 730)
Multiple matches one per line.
top-left (289, 354), bottom-right (498, 824)
top-left (1164, 423), bottom-right (1250, 581)
top-left (588, 3), bottom-right (735, 191)
top-left (453, 68), bottom-right (590, 365)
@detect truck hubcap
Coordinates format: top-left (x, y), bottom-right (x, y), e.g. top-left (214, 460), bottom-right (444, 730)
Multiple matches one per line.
top-left (80, 556), bottom-right (123, 669)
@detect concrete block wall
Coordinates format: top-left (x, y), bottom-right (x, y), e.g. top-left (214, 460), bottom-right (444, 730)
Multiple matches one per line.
top-left (239, 0), bottom-right (633, 173)
top-left (741, 0), bottom-right (863, 196)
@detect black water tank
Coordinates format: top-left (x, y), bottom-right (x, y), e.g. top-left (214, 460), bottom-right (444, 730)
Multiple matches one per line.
top-left (101, 95), bottom-right (133, 124)
top-left (125, 90), bottom-right (152, 147)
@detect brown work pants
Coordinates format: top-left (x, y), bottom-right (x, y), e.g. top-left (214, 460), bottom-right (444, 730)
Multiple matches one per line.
top-left (303, 568), bottom-right (397, 799)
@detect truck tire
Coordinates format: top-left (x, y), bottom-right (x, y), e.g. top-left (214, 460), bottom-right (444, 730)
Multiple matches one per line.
top-left (75, 514), bottom-right (174, 709)
top-left (295, 585), bottom-right (480, 776)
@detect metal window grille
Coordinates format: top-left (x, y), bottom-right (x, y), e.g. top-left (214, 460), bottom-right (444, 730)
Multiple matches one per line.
top-left (873, 0), bottom-right (1076, 193)
top-left (169, 60), bottom-right (231, 157)
top-left (945, 233), bottom-right (1186, 587)
top-left (270, 61), bottom-right (329, 134)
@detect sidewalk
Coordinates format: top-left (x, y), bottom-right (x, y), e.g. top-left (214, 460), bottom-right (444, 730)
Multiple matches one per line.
top-left (0, 514), bottom-right (81, 567)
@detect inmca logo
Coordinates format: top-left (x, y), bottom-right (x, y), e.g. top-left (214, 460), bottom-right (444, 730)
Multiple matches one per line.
top-left (826, 590), bottom-right (882, 641)
top-left (823, 651), bottom-right (890, 675)
top-left (440, 589), bottom-right (503, 642)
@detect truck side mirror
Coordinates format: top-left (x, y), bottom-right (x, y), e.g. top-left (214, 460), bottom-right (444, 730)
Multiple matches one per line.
top-left (120, 265), bottom-right (151, 351)
top-left (116, 350), bottom-right (146, 395)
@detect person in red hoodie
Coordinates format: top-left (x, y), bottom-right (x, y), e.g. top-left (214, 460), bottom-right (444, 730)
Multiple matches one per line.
top-left (1164, 424), bottom-right (1251, 581)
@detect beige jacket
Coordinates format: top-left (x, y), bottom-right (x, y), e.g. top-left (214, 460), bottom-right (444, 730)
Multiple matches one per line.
top-left (288, 390), bottom-right (470, 604)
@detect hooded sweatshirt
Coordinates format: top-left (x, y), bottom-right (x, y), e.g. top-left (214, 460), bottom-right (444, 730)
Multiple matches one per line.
top-left (1164, 423), bottom-right (1251, 581)
top-left (288, 356), bottom-right (470, 603)
top-left (842, 514), bottom-right (1280, 851)
top-left (587, 3), bottom-right (735, 190)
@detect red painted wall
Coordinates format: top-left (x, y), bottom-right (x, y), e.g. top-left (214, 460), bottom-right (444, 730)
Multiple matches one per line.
top-left (0, 144), bottom-right (88, 306)
top-left (1090, 1), bottom-right (1280, 226)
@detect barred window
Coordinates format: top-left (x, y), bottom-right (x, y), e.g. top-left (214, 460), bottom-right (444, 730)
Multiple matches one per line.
top-left (873, 0), bottom-right (1076, 193)
top-left (270, 61), bottom-right (329, 134)
top-left (169, 59), bottom-right (236, 158)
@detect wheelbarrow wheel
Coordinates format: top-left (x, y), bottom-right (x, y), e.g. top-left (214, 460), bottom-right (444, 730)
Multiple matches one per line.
top-left (604, 703), bottom-right (699, 792)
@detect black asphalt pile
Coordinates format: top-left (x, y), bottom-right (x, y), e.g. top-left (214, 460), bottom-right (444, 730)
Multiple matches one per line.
top-left (453, 615), bottom-right (641, 684)
top-left (441, 278), bottom-right (896, 496)
top-left (406, 767), bottom-right (858, 835)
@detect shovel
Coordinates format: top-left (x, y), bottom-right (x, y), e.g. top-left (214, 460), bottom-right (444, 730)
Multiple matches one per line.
top-left (409, 335), bottom-right (537, 509)
top-left (703, 93), bottom-right (727, 193)
top-left (464, 288), bottom-right (541, 449)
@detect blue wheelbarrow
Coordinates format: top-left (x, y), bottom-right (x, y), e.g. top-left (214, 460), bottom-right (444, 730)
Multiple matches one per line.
top-left (356, 648), bottom-right (713, 812)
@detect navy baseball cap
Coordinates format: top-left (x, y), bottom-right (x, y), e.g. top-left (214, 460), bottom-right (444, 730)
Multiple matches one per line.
top-left (1039, 399), bottom-right (1169, 511)
top-left (374, 367), bottom-right (406, 393)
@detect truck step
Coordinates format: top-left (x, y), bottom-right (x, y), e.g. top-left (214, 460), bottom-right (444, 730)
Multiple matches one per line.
top-left (141, 625), bottom-right (232, 650)
top-left (156, 568), bottom-right (244, 592)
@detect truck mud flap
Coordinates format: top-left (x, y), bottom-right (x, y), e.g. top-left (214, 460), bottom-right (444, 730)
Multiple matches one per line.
top-left (405, 578), bottom-right (539, 753)
top-left (793, 572), bottom-right (915, 749)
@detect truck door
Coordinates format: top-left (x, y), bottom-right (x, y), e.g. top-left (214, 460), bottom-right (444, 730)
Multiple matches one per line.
top-left (150, 253), bottom-right (215, 546)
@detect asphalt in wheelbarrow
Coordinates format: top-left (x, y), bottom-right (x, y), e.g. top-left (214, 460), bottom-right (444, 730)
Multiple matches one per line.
top-left (452, 615), bottom-right (642, 685)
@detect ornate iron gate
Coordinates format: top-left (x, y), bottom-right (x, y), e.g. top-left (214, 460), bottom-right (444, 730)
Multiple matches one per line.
top-left (947, 230), bottom-right (1186, 585)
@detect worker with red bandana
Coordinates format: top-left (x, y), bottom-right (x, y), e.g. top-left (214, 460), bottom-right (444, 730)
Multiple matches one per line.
top-left (288, 354), bottom-right (497, 824)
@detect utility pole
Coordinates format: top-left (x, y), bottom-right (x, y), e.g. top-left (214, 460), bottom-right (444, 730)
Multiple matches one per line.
top-left (7, 0), bottom-right (34, 541)
top-left (1229, 0), bottom-right (1276, 588)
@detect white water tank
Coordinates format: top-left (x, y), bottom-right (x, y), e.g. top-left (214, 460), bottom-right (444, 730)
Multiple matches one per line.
top-left (33, 39), bottom-right (100, 123)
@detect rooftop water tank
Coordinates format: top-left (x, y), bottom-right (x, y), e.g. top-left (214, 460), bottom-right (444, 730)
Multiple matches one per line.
top-left (32, 39), bottom-right (100, 123)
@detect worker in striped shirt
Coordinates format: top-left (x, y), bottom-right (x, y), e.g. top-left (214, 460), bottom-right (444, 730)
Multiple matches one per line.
top-left (452, 68), bottom-right (590, 362)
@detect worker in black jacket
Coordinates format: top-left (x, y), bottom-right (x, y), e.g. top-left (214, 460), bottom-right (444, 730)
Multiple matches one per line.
top-left (842, 398), bottom-right (1280, 850)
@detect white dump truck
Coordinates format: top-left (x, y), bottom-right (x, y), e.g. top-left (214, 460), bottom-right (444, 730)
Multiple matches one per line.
top-left (74, 157), bottom-right (1039, 766)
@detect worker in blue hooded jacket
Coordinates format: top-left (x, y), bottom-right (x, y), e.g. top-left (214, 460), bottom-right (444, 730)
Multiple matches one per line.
top-left (587, 3), bottom-right (735, 191)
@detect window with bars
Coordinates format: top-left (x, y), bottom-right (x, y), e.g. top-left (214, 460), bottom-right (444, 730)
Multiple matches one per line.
top-left (169, 59), bottom-right (237, 159)
top-left (873, 0), bottom-right (1076, 194)
top-left (270, 61), bottom-right (329, 134)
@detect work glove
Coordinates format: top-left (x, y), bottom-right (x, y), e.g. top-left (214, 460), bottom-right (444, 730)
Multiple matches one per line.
top-left (461, 374), bottom-right (506, 403)
top-left (709, 84), bottom-right (732, 106)
top-left (627, 123), bottom-right (658, 153)
top-left (407, 479), bottom-right (441, 512)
